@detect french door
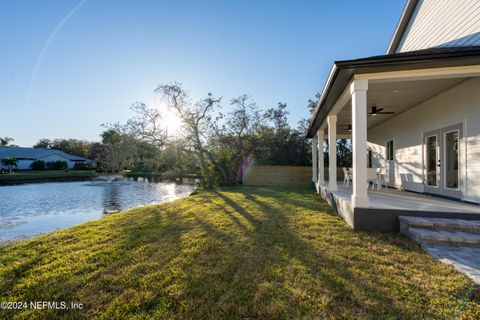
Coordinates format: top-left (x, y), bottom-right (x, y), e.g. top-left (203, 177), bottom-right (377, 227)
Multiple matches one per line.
top-left (423, 124), bottom-right (462, 199)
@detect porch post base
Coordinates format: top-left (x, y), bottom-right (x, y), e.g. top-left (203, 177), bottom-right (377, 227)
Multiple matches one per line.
top-left (351, 195), bottom-right (369, 208)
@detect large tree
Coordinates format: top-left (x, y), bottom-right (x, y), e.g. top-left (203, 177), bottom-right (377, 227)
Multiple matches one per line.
top-left (210, 95), bottom-right (262, 184)
top-left (155, 83), bottom-right (221, 188)
top-left (125, 102), bottom-right (167, 148)
top-left (99, 129), bottom-right (136, 173)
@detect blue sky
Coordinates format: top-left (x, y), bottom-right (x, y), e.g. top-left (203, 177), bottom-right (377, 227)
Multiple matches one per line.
top-left (0, 0), bottom-right (405, 146)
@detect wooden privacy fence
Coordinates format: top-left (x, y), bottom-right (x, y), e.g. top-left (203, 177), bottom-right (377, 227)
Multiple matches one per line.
top-left (242, 166), bottom-right (312, 187)
top-left (242, 165), bottom-right (349, 187)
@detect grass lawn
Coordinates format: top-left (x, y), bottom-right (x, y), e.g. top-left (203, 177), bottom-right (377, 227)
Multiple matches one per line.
top-left (0, 186), bottom-right (479, 319)
top-left (0, 170), bottom-right (96, 182)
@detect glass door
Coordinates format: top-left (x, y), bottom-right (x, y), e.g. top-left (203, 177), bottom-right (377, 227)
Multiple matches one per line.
top-left (423, 124), bottom-right (462, 199)
top-left (442, 125), bottom-right (462, 198)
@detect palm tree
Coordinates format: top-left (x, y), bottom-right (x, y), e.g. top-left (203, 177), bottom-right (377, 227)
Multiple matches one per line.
top-left (0, 137), bottom-right (14, 146)
top-left (1, 158), bottom-right (17, 173)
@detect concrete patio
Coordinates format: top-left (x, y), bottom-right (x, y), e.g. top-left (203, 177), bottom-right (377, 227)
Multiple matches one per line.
top-left (318, 183), bottom-right (480, 231)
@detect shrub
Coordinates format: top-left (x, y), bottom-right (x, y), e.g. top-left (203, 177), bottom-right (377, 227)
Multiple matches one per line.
top-left (73, 162), bottom-right (92, 170)
top-left (46, 161), bottom-right (68, 170)
top-left (30, 160), bottom-right (46, 171)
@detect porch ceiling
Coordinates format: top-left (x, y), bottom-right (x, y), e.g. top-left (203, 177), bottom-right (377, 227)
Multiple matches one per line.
top-left (335, 77), bottom-right (469, 135)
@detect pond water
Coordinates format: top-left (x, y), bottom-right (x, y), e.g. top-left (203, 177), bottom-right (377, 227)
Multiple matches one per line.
top-left (0, 178), bottom-right (195, 243)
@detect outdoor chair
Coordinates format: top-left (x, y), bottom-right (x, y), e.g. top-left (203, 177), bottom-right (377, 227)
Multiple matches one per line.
top-left (343, 167), bottom-right (352, 187)
top-left (367, 168), bottom-right (386, 190)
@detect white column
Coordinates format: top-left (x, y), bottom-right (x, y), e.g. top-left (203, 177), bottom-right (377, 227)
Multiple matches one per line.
top-left (328, 115), bottom-right (337, 191)
top-left (317, 130), bottom-right (324, 187)
top-left (312, 137), bottom-right (318, 184)
top-left (350, 79), bottom-right (369, 207)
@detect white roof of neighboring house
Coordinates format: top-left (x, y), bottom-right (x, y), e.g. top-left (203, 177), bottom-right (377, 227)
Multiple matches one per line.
top-left (0, 146), bottom-right (92, 162)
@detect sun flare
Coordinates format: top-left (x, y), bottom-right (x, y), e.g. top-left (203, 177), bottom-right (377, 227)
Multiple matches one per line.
top-left (162, 110), bottom-right (183, 136)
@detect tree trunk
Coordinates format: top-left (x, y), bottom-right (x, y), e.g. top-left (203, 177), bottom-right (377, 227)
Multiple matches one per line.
top-left (197, 150), bottom-right (213, 188)
top-left (205, 150), bottom-right (229, 186)
top-left (193, 132), bottom-right (214, 189)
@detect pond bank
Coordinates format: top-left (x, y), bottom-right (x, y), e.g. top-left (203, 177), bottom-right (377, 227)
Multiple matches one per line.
top-left (0, 170), bottom-right (96, 185)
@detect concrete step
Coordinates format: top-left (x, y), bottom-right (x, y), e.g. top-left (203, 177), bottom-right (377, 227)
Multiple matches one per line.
top-left (399, 216), bottom-right (480, 233)
top-left (406, 227), bottom-right (480, 247)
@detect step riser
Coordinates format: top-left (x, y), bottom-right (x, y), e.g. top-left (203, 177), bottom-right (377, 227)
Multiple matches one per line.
top-left (400, 216), bottom-right (480, 248)
top-left (402, 228), bottom-right (480, 247)
top-left (400, 221), bottom-right (480, 234)
top-left (414, 236), bottom-right (480, 247)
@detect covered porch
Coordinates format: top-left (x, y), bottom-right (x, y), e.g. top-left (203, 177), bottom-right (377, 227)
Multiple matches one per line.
top-left (307, 48), bottom-right (480, 231)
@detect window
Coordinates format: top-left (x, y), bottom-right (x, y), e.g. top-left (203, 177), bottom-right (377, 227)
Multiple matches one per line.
top-left (386, 140), bottom-right (394, 161)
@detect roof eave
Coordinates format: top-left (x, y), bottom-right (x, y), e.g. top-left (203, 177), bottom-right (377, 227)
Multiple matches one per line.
top-left (306, 64), bottom-right (339, 137)
top-left (306, 48), bottom-right (480, 138)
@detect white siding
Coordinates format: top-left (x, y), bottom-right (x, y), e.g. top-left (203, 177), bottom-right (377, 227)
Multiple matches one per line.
top-left (368, 78), bottom-right (480, 203)
top-left (16, 160), bottom-right (34, 170)
top-left (397, 0), bottom-right (480, 52)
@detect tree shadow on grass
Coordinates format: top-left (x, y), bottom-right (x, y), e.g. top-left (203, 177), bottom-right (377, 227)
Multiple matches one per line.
top-left (0, 187), bottom-right (473, 319)
top-left (212, 188), bottom-right (433, 319)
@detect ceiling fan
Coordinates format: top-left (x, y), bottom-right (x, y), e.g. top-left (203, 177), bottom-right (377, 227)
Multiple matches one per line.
top-left (368, 106), bottom-right (394, 116)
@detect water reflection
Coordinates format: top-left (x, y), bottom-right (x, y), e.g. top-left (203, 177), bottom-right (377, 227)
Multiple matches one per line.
top-left (0, 179), bottom-right (195, 243)
top-left (102, 183), bottom-right (122, 213)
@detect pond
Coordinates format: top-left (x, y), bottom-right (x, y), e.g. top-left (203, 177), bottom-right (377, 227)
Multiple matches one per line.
top-left (0, 178), bottom-right (195, 243)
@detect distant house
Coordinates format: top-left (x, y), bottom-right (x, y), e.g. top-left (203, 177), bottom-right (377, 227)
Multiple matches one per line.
top-left (0, 146), bottom-right (95, 170)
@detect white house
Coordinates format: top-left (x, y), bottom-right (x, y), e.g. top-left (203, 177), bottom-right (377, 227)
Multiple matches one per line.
top-left (0, 146), bottom-right (94, 170)
top-left (307, 0), bottom-right (480, 231)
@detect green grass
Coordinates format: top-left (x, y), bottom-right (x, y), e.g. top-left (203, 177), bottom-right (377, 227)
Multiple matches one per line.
top-left (0, 186), bottom-right (479, 319)
top-left (0, 170), bottom-right (96, 182)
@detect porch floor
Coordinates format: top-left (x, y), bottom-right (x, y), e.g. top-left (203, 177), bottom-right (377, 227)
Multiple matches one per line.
top-left (332, 184), bottom-right (480, 214)
top-left (318, 183), bottom-right (480, 231)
